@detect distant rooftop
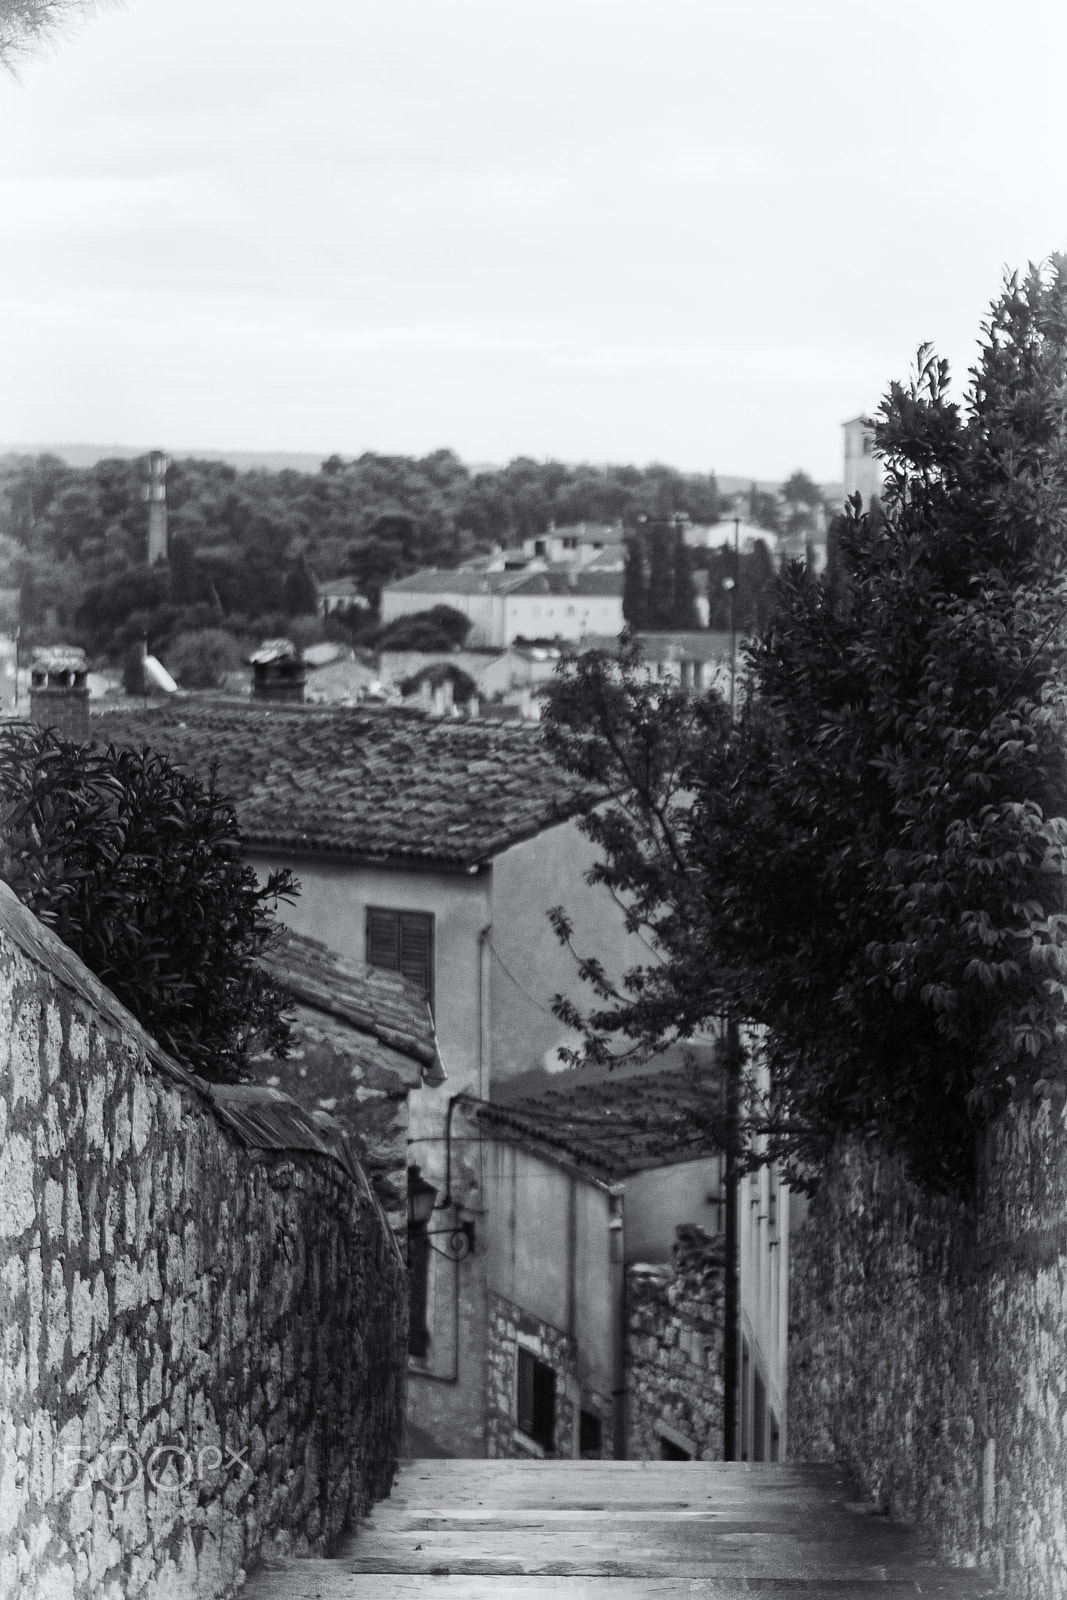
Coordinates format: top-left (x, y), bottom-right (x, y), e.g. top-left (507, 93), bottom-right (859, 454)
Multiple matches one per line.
top-left (477, 1048), bottom-right (722, 1180)
top-left (385, 566), bottom-right (622, 599)
top-left (89, 700), bottom-right (593, 869)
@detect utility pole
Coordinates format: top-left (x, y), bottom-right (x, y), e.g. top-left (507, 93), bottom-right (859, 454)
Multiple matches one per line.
top-left (729, 510), bottom-right (741, 718)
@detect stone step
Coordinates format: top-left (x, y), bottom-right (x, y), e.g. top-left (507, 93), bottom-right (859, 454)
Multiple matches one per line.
top-left (244, 1459), bottom-right (998, 1599)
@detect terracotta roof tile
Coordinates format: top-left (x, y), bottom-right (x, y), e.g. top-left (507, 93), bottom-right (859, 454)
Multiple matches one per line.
top-left (476, 1050), bottom-right (723, 1180)
top-left (261, 926), bottom-right (439, 1077)
top-left (89, 701), bottom-right (593, 867)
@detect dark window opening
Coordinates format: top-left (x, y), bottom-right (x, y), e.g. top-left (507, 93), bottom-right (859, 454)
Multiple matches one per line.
top-left (407, 1222), bottom-right (430, 1359)
top-left (659, 1435), bottom-right (691, 1460)
top-left (740, 1337), bottom-right (751, 1462)
top-left (579, 1409), bottom-right (603, 1457)
top-left (769, 1411), bottom-right (780, 1463)
top-left (753, 1368), bottom-right (767, 1463)
top-left (517, 1348), bottom-right (555, 1452)
top-left (367, 908), bottom-right (434, 1009)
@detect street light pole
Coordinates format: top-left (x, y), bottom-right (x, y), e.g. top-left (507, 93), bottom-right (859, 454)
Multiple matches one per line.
top-left (729, 511), bottom-right (741, 718)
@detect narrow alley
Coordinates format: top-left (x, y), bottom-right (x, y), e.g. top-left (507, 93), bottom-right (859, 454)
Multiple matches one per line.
top-left (246, 1459), bottom-right (997, 1598)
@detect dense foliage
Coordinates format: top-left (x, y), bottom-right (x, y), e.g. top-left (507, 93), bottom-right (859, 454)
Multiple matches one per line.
top-left (544, 261), bottom-right (1067, 1193)
top-left (0, 724), bottom-right (297, 1080)
top-left (0, 450), bottom-right (735, 660)
top-left (622, 521), bottom-right (702, 630)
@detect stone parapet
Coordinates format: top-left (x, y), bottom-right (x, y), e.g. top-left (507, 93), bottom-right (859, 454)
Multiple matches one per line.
top-left (0, 882), bottom-right (406, 1599)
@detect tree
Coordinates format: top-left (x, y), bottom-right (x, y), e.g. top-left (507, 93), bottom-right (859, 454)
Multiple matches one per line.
top-left (0, 723), bottom-right (297, 1080)
top-left (543, 259), bottom-right (1067, 1194)
top-left (670, 526), bottom-right (701, 630)
top-left (622, 536), bottom-right (647, 628)
top-left (0, 0), bottom-right (106, 69)
top-left (373, 604), bottom-right (472, 652)
top-left (282, 551), bottom-right (319, 616)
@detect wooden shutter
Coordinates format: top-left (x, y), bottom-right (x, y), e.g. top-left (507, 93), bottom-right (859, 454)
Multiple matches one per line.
top-left (366, 908), bottom-right (434, 1006)
top-left (398, 912), bottom-right (434, 999)
top-left (367, 907), bottom-right (400, 971)
top-left (516, 1348), bottom-right (555, 1452)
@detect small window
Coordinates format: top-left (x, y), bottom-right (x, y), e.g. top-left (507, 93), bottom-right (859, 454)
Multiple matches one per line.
top-left (579, 1409), bottom-right (602, 1457)
top-left (366, 908), bottom-right (434, 1007)
top-left (517, 1348), bottom-right (555, 1452)
top-left (753, 1368), bottom-right (767, 1463)
top-left (659, 1435), bottom-right (691, 1460)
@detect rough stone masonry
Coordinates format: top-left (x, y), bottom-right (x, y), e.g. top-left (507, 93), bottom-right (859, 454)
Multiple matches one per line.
top-left (0, 881), bottom-right (406, 1600)
top-left (790, 1098), bottom-right (1067, 1600)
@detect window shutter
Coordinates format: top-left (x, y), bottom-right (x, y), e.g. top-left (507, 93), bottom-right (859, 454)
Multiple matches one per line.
top-left (367, 908), bottom-right (400, 970)
top-left (366, 908), bottom-right (434, 1007)
top-left (399, 914), bottom-right (433, 997)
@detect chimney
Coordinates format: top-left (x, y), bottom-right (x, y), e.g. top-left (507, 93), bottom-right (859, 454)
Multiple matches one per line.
top-left (30, 646), bottom-right (90, 741)
top-left (249, 639), bottom-right (306, 703)
top-left (144, 450), bottom-right (169, 566)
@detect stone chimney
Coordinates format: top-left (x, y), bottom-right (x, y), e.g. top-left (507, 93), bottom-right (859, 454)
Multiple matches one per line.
top-left (145, 450), bottom-right (169, 566)
top-left (30, 646), bottom-right (90, 741)
top-left (249, 639), bottom-right (306, 703)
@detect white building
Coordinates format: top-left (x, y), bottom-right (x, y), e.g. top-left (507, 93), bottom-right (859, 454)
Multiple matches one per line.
top-left (381, 567), bottom-right (624, 647)
top-left (843, 415), bottom-right (884, 508)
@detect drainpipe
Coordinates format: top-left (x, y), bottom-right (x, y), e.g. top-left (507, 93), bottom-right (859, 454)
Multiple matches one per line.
top-left (723, 1020), bottom-right (741, 1461)
top-left (608, 1185), bottom-right (626, 1458)
top-left (478, 924), bottom-right (492, 1101)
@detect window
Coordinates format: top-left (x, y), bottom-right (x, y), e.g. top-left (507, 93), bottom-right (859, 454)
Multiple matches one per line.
top-left (517, 1348), bottom-right (555, 1452)
top-left (366, 908), bottom-right (434, 1006)
top-left (408, 1223), bottom-right (430, 1358)
top-left (579, 1409), bottom-right (602, 1457)
top-left (753, 1368), bottom-right (767, 1463)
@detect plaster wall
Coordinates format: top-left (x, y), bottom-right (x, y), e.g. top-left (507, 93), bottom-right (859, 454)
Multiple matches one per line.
top-left (252, 854), bottom-right (491, 1113)
top-left (488, 819), bottom-right (634, 1086)
top-left (623, 1158), bottom-right (724, 1264)
top-left (487, 1142), bottom-right (616, 1398)
top-left (378, 586), bottom-right (505, 646)
top-left (502, 593), bottom-right (623, 644)
top-left (0, 884), bottom-right (405, 1600)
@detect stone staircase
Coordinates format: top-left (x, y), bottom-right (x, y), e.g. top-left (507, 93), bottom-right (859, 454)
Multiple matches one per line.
top-left (245, 1458), bottom-right (998, 1598)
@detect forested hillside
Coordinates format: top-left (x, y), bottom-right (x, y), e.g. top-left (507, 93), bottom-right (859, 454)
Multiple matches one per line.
top-left (0, 449), bottom-right (818, 670)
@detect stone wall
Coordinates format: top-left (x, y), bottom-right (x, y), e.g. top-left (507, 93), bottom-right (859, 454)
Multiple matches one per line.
top-left (626, 1227), bottom-right (726, 1461)
top-left (0, 882), bottom-right (406, 1599)
top-left (484, 1293), bottom-right (614, 1459)
top-left (790, 1096), bottom-right (1067, 1598)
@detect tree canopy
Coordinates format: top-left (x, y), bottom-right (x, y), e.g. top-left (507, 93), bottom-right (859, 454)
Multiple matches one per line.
top-left (544, 259), bottom-right (1067, 1194)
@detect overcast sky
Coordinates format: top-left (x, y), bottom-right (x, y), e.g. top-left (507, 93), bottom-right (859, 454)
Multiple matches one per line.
top-left (2, 0), bottom-right (1066, 481)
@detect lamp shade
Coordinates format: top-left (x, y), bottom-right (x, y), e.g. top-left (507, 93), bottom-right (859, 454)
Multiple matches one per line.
top-left (407, 1165), bottom-right (438, 1228)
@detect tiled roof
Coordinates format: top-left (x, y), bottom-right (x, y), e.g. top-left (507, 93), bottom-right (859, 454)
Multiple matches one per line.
top-left (384, 568), bottom-right (527, 597)
top-left (476, 1049), bottom-right (723, 1180)
top-left (507, 570), bottom-right (622, 598)
top-left (261, 926), bottom-right (439, 1078)
top-left (88, 700), bottom-right (592, 867)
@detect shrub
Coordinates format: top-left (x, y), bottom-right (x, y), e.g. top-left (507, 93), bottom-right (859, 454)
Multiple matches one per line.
top-left (0, 724), bottom-right (297, 1080)
top-left (164, 627), bottom-right (246, 689)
